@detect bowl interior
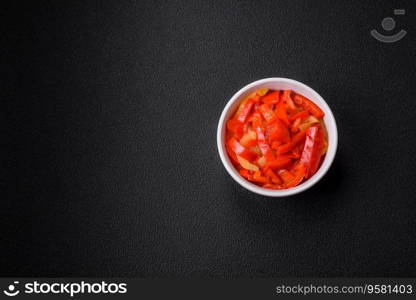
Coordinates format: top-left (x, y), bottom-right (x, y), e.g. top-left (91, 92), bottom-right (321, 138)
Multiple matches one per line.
top-left (218, 78), bottom-right (338, 197)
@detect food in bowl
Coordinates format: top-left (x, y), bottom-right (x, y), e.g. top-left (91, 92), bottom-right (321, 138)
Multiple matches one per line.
top-left (225, 89), bottom-right (328, 190)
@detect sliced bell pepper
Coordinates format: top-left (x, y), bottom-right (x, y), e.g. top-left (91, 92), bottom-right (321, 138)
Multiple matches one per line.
top-left (292, 129), bottom-right (307, 145)
top-left (258, 103), bottom-right (276, 123)
top-left (239, 130), bottom-right (257, 148)
top-left (265, 168), bottom-right (282, 184)
top-left (226, 144), bottom-right (239, 164)
top-left (265, 119), bottom-right (290, 144)
top-left (300, 126), bottom-right (324, 178)
top-left (271, 140), bottom-right (282, 150)
top-left (278, 169), bottom-right (295, 183)
top-left (276, 142), bottom-right (293, 154)
top-left (226, 88), bottom-right (327, 190)
top-left (237, 155), bottom-right (259, 171)
top-left (264, 155), bottom-right (292, 170)
top-left (282, 90), bottom-right (296, 110)
top-left (251, 112), bottom-right (262, 129)
top-left (256, 88), bottom-right (269, 96)
top-left (276, 129), bottom-right (307, 154)
top-left (298, 115), bottom-right (320, 131)
top-left (291, 144), bottom-right (303, 159)
top-left (252, 171), bottom-right (269, 183)
top-left (236, 99), bottom-right (254, 123)
top-left (249, 145), bottom-right (262, 156)
top-left (289, 110), bottom-right (309, 121)
top-left (227, 137), bottom-right (258, 161)
top-left (291, 117), bottom-right (301, 132)
top-left (256, 156), bottom-right (266, 167)
top-left (227, 119), bottom-right (244, 139)
top-left (255, 126), bottom-right (274, 161)
top-left (276, 101), bottom-right (290, 125)
top-left (321, 135), bottom-right (328, 155)
top-left (262, 91), bottom-right (280, 104)
top-left (284, 163), bottom-right (306, 188)
top-left (239, 169), bottom-right (253, 180)
top-left (294, 94), bottom-right (325, 118)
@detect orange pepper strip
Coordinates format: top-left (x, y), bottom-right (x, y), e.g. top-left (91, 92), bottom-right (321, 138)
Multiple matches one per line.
top-left (293, 94), bottom-right (325, 118)
top-left (227, 138), bottom-right (258, 162)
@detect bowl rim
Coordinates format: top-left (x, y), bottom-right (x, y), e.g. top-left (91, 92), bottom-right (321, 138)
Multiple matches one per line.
top-left (217, 77), bottom-right (338, 197)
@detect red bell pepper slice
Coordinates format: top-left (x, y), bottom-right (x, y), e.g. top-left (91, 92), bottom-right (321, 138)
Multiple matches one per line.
top-left (264, 155), bottom-right (292, 170)
top-left (283, 163), bottom-right (306, 188)
top-left (291, 144), bottom-right (303, 159)
top-left (239, 169), bottom-right (253, 180)
top-left (252, 171), bottom-right (269, 183)
top-left (226, 144), bottom-right (239, 164)
top-left (276, 129), bottom-right (307, 154)
top-left (300, 126), bottom-right (324, 178)
top-left (276, 101), bottom-right (290, 125)
top-left (262, 91), bottom-right (280, 104)
top-left (255, 126), bottom-right (274, 161)
top-left (251, 112), bottom-right (262, 129)
top-left (292, 129), bottom-right (307, 145)
top-left (291, 117), bottom-right (301, 132)
top-left (226, 119), bottom-right (244, 139)
top-left (293, 94), bottom-right (325, 118)
top-left (236, 99), bottom-right (254, 123)
top-left (276, 142), bottom-right (293, 154)
top-left (227, 137), bottom-right (258, 162)
top-left (265, 119), bottom-right (290, 144)
top-left (282, 90), bottom-right (296, 110)
top-left (278, 169), bottom-right (295, 183)
top-left (239, 130), bottom-right (257, 148)
top-left (258, 103), bottom-right (276, 123)
top-left (289, 110), bottom-right (309, 121)
top-left (271, 140), bottom-right (282, 150)
top-left (265, 168), bottom-right (282, 184)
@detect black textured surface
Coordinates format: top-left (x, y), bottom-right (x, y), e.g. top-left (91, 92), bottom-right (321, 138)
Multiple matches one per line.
top-left (2, 0), bottom-right (416, 277)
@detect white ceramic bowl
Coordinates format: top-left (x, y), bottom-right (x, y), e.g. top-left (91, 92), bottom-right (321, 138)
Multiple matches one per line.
top-left (217, 78), bottom-right (338, 197)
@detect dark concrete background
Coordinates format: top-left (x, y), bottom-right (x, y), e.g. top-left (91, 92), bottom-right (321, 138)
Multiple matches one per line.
top-left (2, 0), bottom-right (416, 277)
